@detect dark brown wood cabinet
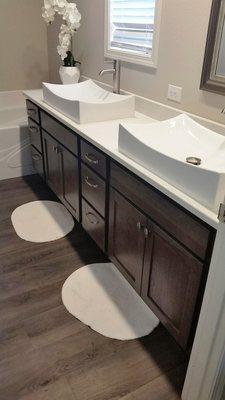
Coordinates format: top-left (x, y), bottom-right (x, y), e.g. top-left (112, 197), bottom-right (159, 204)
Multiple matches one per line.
top-left (28, 118), bottom-right (42, 153)
top-left (26, 100), bottom-right (40, 123)
top-left (43, 130), bottom-right (79, 220)
top-left (82, 199), bottom-right (105, 251)
top-left (30, 146), bottom-right (44, 179)
top-left (109, 185), bottom-right (212, 349)
top-left (109, 189), bottom-right (147, 294)
top-left (43, 131), bottom-right (62, 198)
top-left (81, 140), bottom-right (107, 178)
top-left (61, 146), bottom-right (79, 218)
top-left (25, 104), bottom-right (216, 351)
top-left (81, 164), bottom-right (106, 217)
top-left (142, 224), bottom-right (203, 349)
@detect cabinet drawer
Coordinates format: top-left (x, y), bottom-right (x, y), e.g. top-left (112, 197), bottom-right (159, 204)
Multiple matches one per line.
top-left (81, 164), bottom-right (105, 217)
top-left (111, 162), bottom-right (211, 259)
top-left (82, 199), bottom-right (105, 251)
top-left (28, 118), bottom-right (42, 153)
top-left (40, 111), bottom-right (78, 156)
top-left (31, 146), bottom-right (44, 178)
top-left (26, 100), bottom-right (40, 124)
top-left (81, 140), bottom-right (107, 178)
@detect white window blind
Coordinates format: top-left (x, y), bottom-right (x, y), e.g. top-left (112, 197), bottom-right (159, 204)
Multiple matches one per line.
top-left (109, 0), bottom-right (156, 57)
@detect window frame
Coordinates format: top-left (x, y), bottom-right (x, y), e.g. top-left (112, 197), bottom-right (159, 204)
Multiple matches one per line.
top-left (104, 0), bottom-right (162, 68)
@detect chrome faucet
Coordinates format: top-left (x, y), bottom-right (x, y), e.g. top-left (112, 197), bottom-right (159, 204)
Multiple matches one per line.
top-left (99, 60), bottom-right (121, 94)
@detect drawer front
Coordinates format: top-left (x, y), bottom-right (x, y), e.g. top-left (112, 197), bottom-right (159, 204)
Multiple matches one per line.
top-left (28, 118), bottom-right (42, 153)
top-left (81, 164), bottom-right (106, 217)
top-left (31, 146), bottom-right (44, 178)
top-left (110, 162), bottom-right (211, 259)
top-left (81, 140), bottom-right (107, 178)
top-left (40, 111), bottom-right (78, 156)
top-left (82, 199), bottom-right (105, 251)
top-left (26, 100), bottom-right (40, 124)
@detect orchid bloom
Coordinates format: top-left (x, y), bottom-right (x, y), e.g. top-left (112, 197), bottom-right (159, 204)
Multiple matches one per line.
top-left (42, 0), bottom-right (81, 60)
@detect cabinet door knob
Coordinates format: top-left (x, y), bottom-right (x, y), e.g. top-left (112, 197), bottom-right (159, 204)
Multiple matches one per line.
top-left (28, 108), bottom-right (36, 115)
top-left (86, 212), bottom-right (99, 225)
top-left (137, 221), bottom-right (144, 231)
top-left (32, 153), bottom-right (42, 161)
top-left (144, 227), bottom-right (149, 238)
top-left (85, 176), bottom-right (98, 189)
top-left (29, 126), bottom-right (38, 133)
top-left (52, 145), bottom-right (62, 154)
top-left (56, 146), bottom-right (62, 154)
top-left (85, 152), bottom-right (99, 165)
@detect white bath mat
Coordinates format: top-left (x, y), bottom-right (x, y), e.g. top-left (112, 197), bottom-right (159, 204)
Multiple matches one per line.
top-left (11, 200), bottom-right (74, 242)
top-left (62, 263), bottom-right (159, 340)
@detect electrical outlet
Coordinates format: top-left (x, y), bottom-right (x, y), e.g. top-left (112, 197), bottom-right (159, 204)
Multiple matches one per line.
top-left (167, 84), bottom-right (182, 103)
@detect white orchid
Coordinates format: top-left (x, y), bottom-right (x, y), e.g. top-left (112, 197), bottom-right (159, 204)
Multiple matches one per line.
top-left (42, 0), bottom-right (81, 60)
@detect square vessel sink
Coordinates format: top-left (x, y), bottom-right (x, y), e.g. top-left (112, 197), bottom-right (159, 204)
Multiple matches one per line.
top-left (119, 114), bottom-right (225, 212)
top-left (43, 80), bottom-right (135, 124)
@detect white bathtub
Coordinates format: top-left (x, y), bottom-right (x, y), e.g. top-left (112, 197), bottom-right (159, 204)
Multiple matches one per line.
top-left (0, 91), bottom-right (35, 180)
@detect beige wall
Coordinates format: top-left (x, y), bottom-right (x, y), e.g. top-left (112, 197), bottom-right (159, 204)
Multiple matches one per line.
top-left (60, 0), bottom-right (225, 124)
top-left (47, 14), bottom-right (62, 83)
top-left (0, 0), bottom-right (49, 91)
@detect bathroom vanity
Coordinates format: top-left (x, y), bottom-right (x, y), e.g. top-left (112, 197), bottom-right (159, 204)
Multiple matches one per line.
top-left (25, 96), bottom-right (216, 351)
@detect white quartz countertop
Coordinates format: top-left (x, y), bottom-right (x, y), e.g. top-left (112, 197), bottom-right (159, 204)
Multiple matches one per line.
top-left (23, 89), bottom-right (219, 229)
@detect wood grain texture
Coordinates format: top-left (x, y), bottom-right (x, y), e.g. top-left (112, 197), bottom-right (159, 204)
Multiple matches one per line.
top-left (40, 111), bottom-right (78, 156)
top-left (81, 163), bottom-right (106, 217)
top-left (81, 140), bottom-right (107, 178)
top-left (26, 100), bottom-right (40, 124)
top-left (0, 175), bottom-right (187, 400)
top-left (28, 118), bottom-right (42, 153)
top-left (110, 162), bottom-right (212, 259)
top-left (109, 189), bottom-right (147, 294)
top-left (142, 224), bottom-right (203, 349)
top-left (82, 198), bottom-right (105, 251)
top-left (60, 146), bottom-right (79, 220)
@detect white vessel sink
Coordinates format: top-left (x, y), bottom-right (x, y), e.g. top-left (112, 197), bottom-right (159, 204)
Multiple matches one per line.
top-left (119, 114), bottom-right (225, 212)
top-left (43, 80), bottom-right (135, 124)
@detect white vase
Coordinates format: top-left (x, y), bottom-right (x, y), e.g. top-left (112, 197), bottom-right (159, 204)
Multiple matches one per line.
top-left (59, 66), bottom-right (80, 84)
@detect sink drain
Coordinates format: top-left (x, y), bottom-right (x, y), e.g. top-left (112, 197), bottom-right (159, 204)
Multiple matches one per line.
top-left (186, 156), bottom-right (201, 166)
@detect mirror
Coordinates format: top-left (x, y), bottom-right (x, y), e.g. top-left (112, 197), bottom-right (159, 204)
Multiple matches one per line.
top-left (201, 0), bottom-right (225, 94)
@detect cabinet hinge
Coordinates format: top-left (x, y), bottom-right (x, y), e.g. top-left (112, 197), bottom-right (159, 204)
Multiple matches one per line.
top-left (218, 203), bottom-right (225, 222)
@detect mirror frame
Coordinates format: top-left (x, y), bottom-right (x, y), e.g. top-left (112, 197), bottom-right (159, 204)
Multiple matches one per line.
top-left (201, 0), bottom-right (225, 95)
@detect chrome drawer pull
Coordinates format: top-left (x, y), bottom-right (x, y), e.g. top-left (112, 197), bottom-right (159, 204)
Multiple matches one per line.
top-left (85, 152), bottom-right (99, 165)
top-left (32, 153), bottom-right (42, 161)
top-left (28, 108), bottom-right (36, 115)
top-left (85, 176), bottom-right (98, 189)
top-left (29, 126), bottom-right (38, 133)
top-left (86, 212), bottom-right (99, 225)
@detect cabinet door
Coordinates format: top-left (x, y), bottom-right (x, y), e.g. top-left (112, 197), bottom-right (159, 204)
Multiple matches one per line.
top-left (109, 189), bottom-right (147, 294)
top-left (142, 224), bottom-right (203, 349)
top-left (60, 146), bottom-right (79, 220)
top-left (43, 131), bottom-right (62, 198)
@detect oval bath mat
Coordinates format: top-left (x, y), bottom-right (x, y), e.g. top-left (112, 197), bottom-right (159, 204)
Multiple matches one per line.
top-left (11, 200), bottom-right (74, 243)
top-left (62, 263), bottom-right (159, 340)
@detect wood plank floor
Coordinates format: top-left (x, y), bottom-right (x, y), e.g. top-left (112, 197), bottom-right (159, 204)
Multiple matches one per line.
top-left (0, 175), bottom-right (188, 400)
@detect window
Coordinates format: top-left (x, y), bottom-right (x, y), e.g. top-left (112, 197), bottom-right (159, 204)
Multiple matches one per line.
top-left (105, 0), bottom-right (162, 67)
